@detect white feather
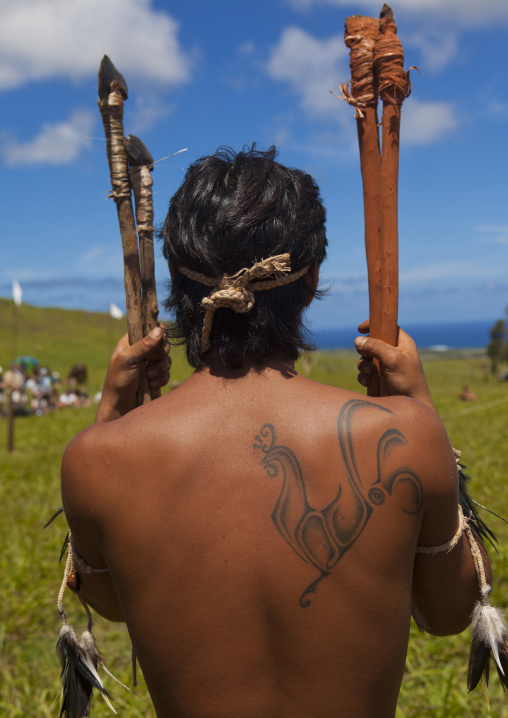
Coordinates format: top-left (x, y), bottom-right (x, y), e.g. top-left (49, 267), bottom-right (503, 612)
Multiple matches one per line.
top-left (79, 630), bottom-right (117, 714)
top-left (471, 600), bottom-right (507, 675)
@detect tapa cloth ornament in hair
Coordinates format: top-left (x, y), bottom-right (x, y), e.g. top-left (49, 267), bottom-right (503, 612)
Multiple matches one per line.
top-left (178, 254), bottom-right (309, 353)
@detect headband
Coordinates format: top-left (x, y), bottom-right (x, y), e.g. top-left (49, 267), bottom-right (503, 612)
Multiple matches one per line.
top-left (178, 254), bottom-right (309, 353)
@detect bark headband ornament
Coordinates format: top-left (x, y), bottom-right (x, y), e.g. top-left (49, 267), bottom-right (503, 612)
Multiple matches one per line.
top-left (178, 254), bottom-right (310, 353)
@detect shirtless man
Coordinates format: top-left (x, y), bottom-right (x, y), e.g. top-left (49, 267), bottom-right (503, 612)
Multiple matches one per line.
top-left (61, 147), bottom-right (488, 718)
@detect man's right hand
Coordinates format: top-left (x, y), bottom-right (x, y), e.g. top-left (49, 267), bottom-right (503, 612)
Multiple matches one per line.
top-left (97, 326), bottom-right (171, 422)
top-left (354, 320), bottom-right (434, 410)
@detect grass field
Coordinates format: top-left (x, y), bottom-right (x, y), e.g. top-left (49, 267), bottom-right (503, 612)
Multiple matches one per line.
top-left (1, 300), bottom-right (507, 717)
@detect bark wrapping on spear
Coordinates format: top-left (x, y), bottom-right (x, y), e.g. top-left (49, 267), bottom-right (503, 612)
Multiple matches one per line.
top-left (373, 4), bottom-right (411, 349)
top-left (339, 15), bottom-right (383, 395)
top-left (124, 134), bottom-right (161, 400)
top-left (97, 55), bottom-right (151, 405)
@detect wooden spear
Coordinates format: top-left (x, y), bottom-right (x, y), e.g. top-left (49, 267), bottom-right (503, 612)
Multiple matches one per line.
top-left (339, 5), bottom-right (411, 396)
top-left (124, 134), bottom-right (160, 400)
top-left (373, 4), bottom-right (411, 350)
top-left (97, 55), bottom-right (151, 405)
top-left (338, 15), bottom-right (382, 396)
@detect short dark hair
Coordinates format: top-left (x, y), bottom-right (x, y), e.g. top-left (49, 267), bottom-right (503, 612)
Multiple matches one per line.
top-left (160, 145), bottom-right (327, 369)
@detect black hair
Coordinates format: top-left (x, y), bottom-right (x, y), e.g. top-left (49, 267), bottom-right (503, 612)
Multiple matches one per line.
top-left (160, 145), bottom-right (327, 369)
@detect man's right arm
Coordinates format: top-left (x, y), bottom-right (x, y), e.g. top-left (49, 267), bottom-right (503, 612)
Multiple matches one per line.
top-left (355, 325), bottom-right (490, 636)
top-left (409, 409), bottom-right (486, 636)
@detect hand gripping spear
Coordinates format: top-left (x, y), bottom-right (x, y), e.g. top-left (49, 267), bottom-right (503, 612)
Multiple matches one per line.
top-left (97, 55), bottom-right (152, 405)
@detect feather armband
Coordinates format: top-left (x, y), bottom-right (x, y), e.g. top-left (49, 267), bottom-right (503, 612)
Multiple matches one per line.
top-left (453, 450), bottom-right (508, 701)
top-left (465, 521), bottom-right (508, 703)
top-left (414, 450), bottom-right (507, 704)
top-left (56, 531), bottom-right (117, 717)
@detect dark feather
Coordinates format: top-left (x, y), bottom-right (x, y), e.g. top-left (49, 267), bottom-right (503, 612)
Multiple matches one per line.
top-left (44, 506), bottom-right (64, 528)
top-left (495, 639), bottom-right (508, 690)
top-left (59, 532), bottom-right (70, 564)
top-left (458, 463), bottom-right (498, 549)
top-left (56, 625), bottom-right (113, 718)
top-left (468, 635), bottom-right (490, 692)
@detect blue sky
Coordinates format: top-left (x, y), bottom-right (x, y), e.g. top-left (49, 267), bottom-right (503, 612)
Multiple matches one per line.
top-left (1, 0), bottom-right (507, 330)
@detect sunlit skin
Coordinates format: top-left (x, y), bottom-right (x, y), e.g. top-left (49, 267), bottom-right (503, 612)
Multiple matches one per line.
top-left (61, 291), bottom-right (488, 718)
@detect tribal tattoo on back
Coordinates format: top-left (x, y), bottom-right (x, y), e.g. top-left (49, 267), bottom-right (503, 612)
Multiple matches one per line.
top-left (253, 399), bottom-right (423, 607)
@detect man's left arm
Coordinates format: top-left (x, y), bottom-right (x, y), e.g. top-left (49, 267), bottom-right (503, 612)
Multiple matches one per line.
top-left (61, 327), bottom-right (171, 620)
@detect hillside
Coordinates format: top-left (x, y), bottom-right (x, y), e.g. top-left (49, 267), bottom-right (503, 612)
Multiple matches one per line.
top-left (0, 298), bottom-right (192, 391)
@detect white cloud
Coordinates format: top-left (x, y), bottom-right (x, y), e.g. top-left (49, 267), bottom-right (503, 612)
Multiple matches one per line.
top-left (77, 244), bottom-right (124, 276)
top-left (476, 225), bottom-right (508, 244)
top-left (286, 0), bottom-right (508, 27)
top-left (401, 98), bottom-right (456, 144)
top-left (0, 0), bottom-right (192, 91)
top-left (405, 31), bottom-right (459, 73)
top-left (1, 109), bottom-right (94, 166)
top-left (266, 28), bottom-right (457, 146)
top-left (267, 26), bottom-right (349, 119)
top-left (400, 260), bottom-right (503, 284)
top-left (129, 95), bottom-right (173, 135)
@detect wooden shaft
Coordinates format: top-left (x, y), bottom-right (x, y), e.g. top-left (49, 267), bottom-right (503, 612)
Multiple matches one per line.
top-left (6, 388), bottom-right (14, 452)
top-left (130, 163), bottom-right (160, 400)
top-left (125, 134), bottom-right (160, 401)
top-left (378, 101), bottom-right (400, 349)
top-left (344, 15), bottom-right (383, 395)
top-left (98, 56), bottom-right (151, 405)
top-left (372, 5), bottom-right (409, 394)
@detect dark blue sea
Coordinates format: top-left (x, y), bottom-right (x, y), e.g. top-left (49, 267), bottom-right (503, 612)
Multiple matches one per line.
top-left (313, 319), bottom-right (495, 351)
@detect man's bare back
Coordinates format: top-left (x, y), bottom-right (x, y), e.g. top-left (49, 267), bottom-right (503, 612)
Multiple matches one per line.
top-left (62, 347), bottom-right (480, 718)
top-left (60, 147), bottom-right (487, 717)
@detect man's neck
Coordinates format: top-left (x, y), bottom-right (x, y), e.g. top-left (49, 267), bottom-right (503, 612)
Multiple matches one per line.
top-left (196, 352), bottom-right (297, 381)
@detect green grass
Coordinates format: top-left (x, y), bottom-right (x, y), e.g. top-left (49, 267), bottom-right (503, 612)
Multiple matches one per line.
top-left (1, 301), bottom-right (507, 716)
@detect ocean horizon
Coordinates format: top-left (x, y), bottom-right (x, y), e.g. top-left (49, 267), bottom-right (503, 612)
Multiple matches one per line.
top-left (312, 318), bottom-right (495, 351)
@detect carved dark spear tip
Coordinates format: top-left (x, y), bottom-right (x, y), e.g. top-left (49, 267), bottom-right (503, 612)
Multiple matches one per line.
top-left (124, 135), bottom-right (154, 168)
top-left (379, 3), bottom-right (393, 21)
top-left (98, 55), bottom-right (128, 100)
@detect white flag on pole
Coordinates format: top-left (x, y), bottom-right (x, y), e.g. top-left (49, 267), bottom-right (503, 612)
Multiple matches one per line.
top-left (109, 302), bottom-right (124, 320)
top-left (12, 280), bottom-right (22, 306)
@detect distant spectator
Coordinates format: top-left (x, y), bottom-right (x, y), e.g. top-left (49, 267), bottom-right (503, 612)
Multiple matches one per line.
top-left (68, 363), bottom-right (88, 385)
top-left (459, 384), bottom-right (477, 402)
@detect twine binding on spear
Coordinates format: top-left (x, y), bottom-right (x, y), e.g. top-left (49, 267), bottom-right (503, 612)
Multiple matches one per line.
top-left (178, 254), bottom-right (309, 353)
top-left (124, 134), bottom-right (160, 400)
top-left (335, 21), bottom-right (378, 119)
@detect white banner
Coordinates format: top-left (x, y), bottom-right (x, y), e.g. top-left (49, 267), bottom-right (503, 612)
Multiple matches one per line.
top-left (109, 302), bottom-right (124, 320)
top-left (12, 279), bottom-right (22, 306)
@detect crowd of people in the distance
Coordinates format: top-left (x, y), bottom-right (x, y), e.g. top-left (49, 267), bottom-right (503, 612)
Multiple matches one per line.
top-left (0, 357), bottom-right (94, 417)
